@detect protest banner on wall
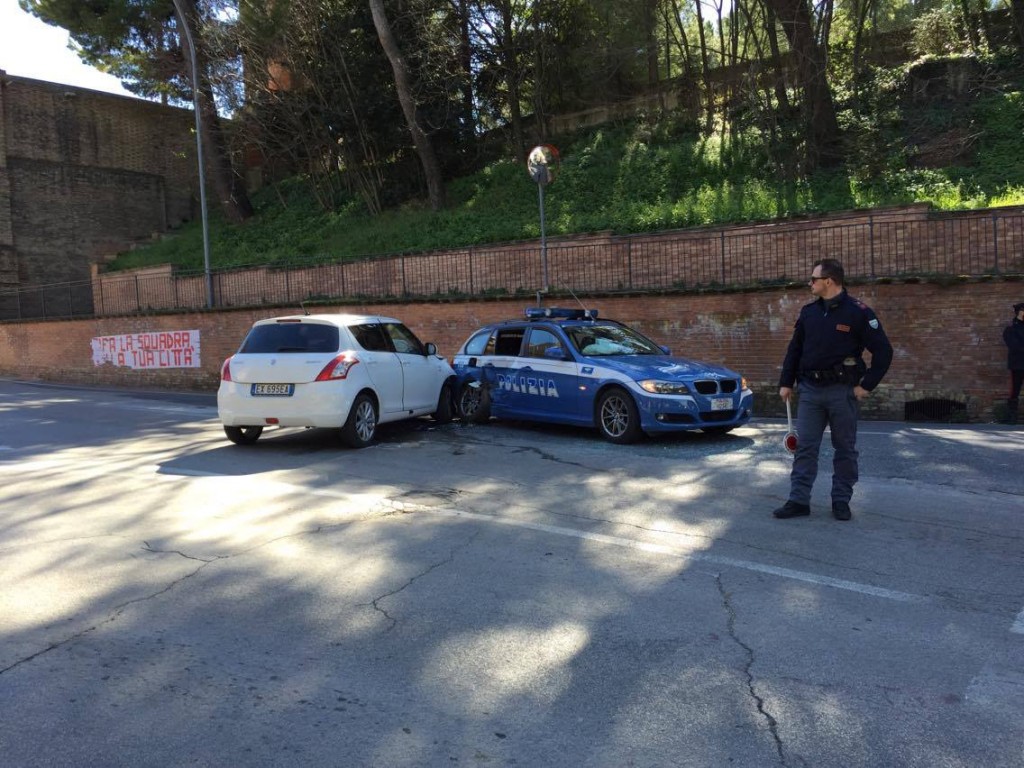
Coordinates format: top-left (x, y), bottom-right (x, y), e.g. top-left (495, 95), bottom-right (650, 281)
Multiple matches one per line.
top-left (91, 330), bottom-right (201, 369)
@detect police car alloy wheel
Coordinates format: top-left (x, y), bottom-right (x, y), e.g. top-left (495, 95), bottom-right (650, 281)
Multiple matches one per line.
top-left (458, 381), bottom-right (491, 424)
top-left (224, 425), bottom-right (263, 445)
top-left (341, 394), bottom-right (378, 448)
top-left (596, 387), bottom-right (642, 444)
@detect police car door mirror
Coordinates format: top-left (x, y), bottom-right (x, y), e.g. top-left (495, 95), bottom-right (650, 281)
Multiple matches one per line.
top-left (425, 342), bottom-right (437, 356)
top-left (660, 345), bottom-right (671, 354)
top-left (544, 346), bottom-right (568, 360)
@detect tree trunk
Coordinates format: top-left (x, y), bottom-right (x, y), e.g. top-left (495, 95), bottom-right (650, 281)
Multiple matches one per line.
top-left (763, 0), bottom-right (842, 170)
top-left (175, 0), bottom-right (253, 224)
top-left (749, 0), bottom-right (790, 113)
top-left (499, 1), bottom-right (525, 161)
top-left (457, 0), bottom-right (476, 142)
top-left (665, 1), bottom-right (694, 82)
top-left (643, 0), bottom-right (659, 86)
top-left (851, 0), bottom-right (872, 79)
top-left (691, 0), bottom-right (714, 128)
top-left (368, 0), bottom-right (446, 210)
top-left (956, 0), bottom-right (981, 53)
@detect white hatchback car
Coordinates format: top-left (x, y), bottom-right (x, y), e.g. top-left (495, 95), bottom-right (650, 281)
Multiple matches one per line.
top-left (217, 313), bottom-right (456, 447)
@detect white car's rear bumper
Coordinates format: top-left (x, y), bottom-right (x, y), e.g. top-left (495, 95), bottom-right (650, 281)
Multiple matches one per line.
top-left (217, 381), bottom-right (358, 428)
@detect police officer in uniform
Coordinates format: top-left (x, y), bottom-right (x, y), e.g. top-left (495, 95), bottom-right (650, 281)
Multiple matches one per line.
top-left (773, 258), bottom-right (893, 521)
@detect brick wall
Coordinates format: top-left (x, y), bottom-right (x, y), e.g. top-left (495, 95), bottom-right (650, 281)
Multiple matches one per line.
top-left (2, 280), bottom-right (1021, 422)
top-left (0, 71), bottom-right (195, 287)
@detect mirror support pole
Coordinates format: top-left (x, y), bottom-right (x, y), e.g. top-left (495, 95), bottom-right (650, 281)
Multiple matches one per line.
top-left (538, 182), bottom-right (548, 296)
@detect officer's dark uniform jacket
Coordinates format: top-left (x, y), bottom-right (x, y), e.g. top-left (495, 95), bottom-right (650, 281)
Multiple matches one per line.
top-left (779, 290), bottom-right (893, 390)
top-left (1005, 317), bottom-right (1024, 370)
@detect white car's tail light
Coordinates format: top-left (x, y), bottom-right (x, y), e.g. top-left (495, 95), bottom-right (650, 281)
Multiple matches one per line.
top-left (221, 357), bottom-right (233, 381)
top-left (315, 353), bottom-right (360, 381)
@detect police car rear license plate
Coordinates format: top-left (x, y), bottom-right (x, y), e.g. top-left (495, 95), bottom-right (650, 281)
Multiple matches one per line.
top-left (710, 397), bottom-right (731, 411)
top-left (251, 383), bottom-right (294, 396)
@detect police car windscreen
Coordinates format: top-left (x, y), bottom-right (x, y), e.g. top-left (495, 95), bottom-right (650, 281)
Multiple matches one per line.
top-left (569, 325), bottom-right (661, 355)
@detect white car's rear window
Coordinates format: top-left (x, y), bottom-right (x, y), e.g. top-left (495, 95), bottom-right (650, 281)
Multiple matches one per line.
top-left (240, 323), bottom-right (340, 353)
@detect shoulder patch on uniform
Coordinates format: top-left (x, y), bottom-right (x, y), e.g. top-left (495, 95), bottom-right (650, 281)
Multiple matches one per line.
top-left (869, 318), bottom-right (880, 329)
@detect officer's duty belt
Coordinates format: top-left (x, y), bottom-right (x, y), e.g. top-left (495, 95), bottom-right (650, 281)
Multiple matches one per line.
top-left (803, 369), bottom-right (844, 384)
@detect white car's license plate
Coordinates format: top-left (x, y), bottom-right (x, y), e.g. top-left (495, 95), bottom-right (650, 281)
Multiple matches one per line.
top-left (251, 383), bottom-right (294, 397)
top-left (710, 397), bottom-right (732, 411)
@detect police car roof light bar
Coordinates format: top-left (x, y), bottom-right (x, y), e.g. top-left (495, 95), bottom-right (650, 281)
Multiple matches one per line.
top-left (524, 307), bottom-right (599, 320)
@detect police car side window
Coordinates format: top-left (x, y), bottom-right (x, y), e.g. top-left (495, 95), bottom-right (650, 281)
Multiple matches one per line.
top-left (494, 329), bottom-right (525, 356)
top-left (464, 331), bottom-right (491, 356)
top-left (525, 328), bottom-right (563, 358)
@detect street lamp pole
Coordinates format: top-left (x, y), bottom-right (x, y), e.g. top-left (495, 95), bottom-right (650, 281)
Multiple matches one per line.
top-left (171, 0), bottom-right (213, 308)
top-left (527, 145), bottom-right (559, 305)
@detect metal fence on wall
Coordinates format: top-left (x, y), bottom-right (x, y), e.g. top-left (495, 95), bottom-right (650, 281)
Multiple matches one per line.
top-left (3, 209), bottom-right (1023, 322)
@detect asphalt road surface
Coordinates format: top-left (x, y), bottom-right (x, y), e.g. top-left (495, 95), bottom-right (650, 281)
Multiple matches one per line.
top-left (0, 379), bottom-right (1021, 767)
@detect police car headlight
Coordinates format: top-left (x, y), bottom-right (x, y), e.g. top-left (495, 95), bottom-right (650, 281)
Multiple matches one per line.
top-left (639, 380), bottom-right (690, 395)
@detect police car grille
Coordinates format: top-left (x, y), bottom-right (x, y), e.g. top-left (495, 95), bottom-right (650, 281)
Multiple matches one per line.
top-left (695, 380), bottom-right (737, 395)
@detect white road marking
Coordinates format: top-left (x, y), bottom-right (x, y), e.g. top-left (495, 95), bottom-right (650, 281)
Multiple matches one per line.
top-left (966, 663), bottom-right (1024, 709)
top-left (158, 467), bottom-right (230, 478)
top-left (0, 459), bottom-right (65, 472)
top-left (1011, 608), bottom-right (1024, 634)
top-left (155, 467), bottom-right (928, 603)
top-left (421, 507), bottom-right (929, 603)
top-left (0, 452), bottom-right (964, 608)
top-left (93, 400), bottom-right (217, 416)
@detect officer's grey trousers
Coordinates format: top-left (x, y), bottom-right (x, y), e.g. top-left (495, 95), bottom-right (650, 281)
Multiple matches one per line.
top-left (789, 382), bottom-right (860, 505)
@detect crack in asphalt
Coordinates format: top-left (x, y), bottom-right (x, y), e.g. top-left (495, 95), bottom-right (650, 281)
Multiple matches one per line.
top-left (714, 573), bottom-right (789, 767)
top-left (0, 559), bottom-right (212, 678)
top-left (0, 470), bottom-right (543, 679)
top-left (0, 518), bottom-right (384, 679)
top-left (439, 430), bottom-right (597, 470)
top-left (142, 541), bottom-right (225, 562)
top-left (508, 445), bottom-right (591, 468)
top-left (365, 529), bottom-right (481, 632)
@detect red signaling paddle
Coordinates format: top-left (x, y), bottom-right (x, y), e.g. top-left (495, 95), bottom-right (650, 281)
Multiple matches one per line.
top-left (784, 399), bottom-right (798, 453)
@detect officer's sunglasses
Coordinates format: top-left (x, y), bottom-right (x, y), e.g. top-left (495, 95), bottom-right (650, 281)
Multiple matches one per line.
top-left (808, 275), bottom-right (828, 283)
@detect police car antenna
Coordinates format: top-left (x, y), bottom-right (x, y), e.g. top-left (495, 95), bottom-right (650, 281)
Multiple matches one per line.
top-left (559, 281), bottom-right (589, 315)
top-left (299, 300), bottom-right (310, 316)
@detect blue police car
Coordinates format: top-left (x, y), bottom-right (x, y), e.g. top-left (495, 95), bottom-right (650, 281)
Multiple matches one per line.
top-left (453, 308), bottom-right (753, 443)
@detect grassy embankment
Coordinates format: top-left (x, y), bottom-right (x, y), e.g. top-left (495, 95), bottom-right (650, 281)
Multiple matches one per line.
top-left (108, 71), bottom-right (1024, 275)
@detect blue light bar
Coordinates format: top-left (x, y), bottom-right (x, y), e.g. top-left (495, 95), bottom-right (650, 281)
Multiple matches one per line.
top-left (524, 307), bottom-right (599, 320)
